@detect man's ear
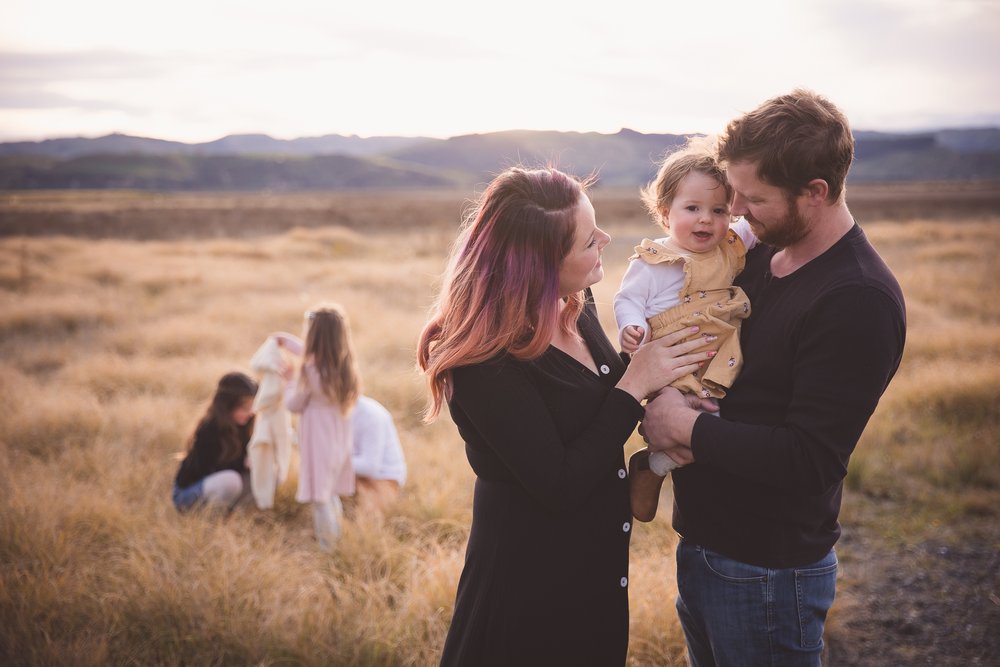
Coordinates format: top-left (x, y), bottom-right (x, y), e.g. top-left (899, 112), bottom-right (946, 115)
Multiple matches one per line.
top-left (803, 179), bottom-right (830, 205)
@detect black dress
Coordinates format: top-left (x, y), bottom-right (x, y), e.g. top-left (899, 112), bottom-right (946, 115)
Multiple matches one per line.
top-left (440, 293), bottom-right (644, 666)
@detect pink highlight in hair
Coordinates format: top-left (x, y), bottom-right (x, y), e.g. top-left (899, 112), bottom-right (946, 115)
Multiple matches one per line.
top-left (417, 166), bottom-right (593, 420)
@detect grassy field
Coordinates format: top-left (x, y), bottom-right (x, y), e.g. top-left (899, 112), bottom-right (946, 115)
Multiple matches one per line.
top-left (1, 183), bottom-right (999, 665)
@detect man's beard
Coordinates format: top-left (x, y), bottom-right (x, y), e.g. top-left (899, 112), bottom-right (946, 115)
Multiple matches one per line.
top-left (749, 199), bottom-right (810, 249)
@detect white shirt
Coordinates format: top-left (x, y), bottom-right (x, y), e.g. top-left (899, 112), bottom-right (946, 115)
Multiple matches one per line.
top-left (350, 396), bottom-right (407, 486)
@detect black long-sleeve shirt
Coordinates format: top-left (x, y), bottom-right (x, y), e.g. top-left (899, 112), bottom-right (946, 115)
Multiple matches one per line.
top-left (174, 420), bottom-right (251, 489)
top-left (673, 223), bottom-right (906, 568)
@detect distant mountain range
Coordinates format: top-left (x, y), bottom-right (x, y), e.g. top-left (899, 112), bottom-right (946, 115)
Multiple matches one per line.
top-left (1, 127), bottom-right (999, 190)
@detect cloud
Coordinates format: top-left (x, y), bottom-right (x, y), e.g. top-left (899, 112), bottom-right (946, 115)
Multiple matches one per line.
top-left (0, 50), bottom-right (160, 116)
top-left (808, 0), bottom-right (1000, 71)
top-left (0, 50), bottom-right (169, 83)
top-left (0, 0), bottom-right (997, 142)
top-left (0, 89), bottom-right (148, 113)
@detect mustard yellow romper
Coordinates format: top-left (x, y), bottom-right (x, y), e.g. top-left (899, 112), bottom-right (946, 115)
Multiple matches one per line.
top-left (632, 229), bottom-right (752, 399)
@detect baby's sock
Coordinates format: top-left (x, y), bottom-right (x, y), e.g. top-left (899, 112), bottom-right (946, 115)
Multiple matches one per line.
top-left (649, 450), bottom-right (680, 476)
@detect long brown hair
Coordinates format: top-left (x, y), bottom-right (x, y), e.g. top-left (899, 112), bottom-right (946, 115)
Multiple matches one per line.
top-left (188, 371), bottom-right (257, 464)
top-left (302, 303), bottom-right (360, 416)
top-left (417, 166), bottom-right (592, 421)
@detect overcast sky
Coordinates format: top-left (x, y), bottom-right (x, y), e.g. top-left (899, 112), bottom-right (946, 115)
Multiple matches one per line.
top-left (2, 0), bottom-right (998, 142)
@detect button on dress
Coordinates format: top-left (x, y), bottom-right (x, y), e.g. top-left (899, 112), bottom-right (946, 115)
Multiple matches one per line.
top-left (439, 292), bottom-right (643, 666)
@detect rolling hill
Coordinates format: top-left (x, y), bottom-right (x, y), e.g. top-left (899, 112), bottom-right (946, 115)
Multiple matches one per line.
top-left (0, 128), bottom-right (998, 190)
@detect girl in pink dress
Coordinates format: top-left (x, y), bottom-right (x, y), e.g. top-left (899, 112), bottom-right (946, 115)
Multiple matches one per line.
top-left (273, 303), bottom-right (361, 551)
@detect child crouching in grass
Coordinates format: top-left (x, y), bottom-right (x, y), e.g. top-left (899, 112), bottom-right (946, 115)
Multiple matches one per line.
top-left (173, 372), bottom-right (258, 513)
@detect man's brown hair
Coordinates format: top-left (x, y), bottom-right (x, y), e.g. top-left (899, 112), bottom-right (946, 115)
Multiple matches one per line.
top-left (718, 89), bottom-right (854, 202)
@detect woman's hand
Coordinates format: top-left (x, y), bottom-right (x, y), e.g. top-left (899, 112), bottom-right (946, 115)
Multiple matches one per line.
top-left (615, 326), bottom-right (716, 402)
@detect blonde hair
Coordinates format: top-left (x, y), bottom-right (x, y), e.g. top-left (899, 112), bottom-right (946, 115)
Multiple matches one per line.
top-left (302, 303), bottom-right (360, 416)
top-left (640, 136), bottom-right (733, 229)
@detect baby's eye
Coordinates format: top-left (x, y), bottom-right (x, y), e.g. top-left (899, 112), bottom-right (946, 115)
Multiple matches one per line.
top-left (685, 205), bottom-right (698, 212)
top-left (714, 208), bottom-right (729, 215)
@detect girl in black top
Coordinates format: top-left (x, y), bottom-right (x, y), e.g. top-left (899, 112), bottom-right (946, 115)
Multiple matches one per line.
top-left (417, 167), bottom-right (716, 666)
top-left (173, 372), bottom-right (258, 512)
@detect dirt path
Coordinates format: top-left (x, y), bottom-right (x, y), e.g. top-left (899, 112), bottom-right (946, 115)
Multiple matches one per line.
top-left (826, 512), bottom-right (1000, 665)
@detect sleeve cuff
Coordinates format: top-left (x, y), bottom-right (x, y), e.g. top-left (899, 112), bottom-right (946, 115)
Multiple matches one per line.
top-left (608, 386), bottom-right (645, 420)
top-left (690, 411), bottom-right (717, 463)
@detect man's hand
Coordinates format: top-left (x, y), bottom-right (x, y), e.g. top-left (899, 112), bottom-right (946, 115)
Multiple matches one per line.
top-left (688, 395), bottom-right (719, 414)
top-left (640, 388), bottom-right (701, 466)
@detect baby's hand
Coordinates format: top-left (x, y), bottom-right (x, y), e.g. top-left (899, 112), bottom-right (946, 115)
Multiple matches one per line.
top-left (621, 325), bottom-right (646, 353)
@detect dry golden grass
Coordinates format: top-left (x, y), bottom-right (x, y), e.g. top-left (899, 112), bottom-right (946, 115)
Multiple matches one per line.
top-left (1, 187), bottom-right (999, 665)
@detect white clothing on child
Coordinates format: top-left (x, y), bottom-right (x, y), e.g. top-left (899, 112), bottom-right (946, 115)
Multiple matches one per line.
top-left (202, 469), bottom-right (246, 507)
top-left (312, 497), bottom-right (344, 552)
top-left (350, 395), bottom-right (407, 487)
top-left (247, 337), bottom-right (292, 509)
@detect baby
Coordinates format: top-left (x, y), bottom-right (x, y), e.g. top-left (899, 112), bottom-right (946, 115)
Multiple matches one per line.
top-left (614, 137), bottom-right (757, 521)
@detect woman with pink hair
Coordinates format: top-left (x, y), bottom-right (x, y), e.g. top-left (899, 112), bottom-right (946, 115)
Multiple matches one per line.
top-left (418, 166), bottom-right (715, 665)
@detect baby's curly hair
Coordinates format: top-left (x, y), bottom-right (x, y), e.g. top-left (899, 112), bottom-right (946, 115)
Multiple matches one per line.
top-left (640, 136), bottom-right (733, 229)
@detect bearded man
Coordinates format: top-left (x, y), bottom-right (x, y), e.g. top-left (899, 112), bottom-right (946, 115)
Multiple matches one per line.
top-left (641, 89), bottom-right (907, 666)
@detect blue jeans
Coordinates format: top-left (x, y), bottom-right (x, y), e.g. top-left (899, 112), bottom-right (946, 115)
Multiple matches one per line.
top-left (172, 479), bottom-right (206, 512)
top-left (675, 540), bottom-right (838, 667)
top-left (173, 470), bottom-right (250, 512)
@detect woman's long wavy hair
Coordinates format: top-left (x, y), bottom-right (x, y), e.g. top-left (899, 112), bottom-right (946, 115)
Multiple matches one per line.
top-left (417, 166), bottom-right (593, 421)
top-left (188, 371), bottom-right (258, 464)
top-left (302, 303), bottom-right (361, 416)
